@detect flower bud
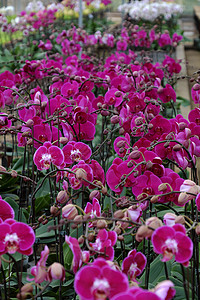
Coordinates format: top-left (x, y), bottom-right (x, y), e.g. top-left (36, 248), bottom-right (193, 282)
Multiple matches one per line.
top-left (96, 219), bottom-right (107, 229)
top-left (129, 150), bottom-right (140, 159)
top-left (114, 91), bottom-right (122, 97)
top-left (178, 122), bottom-right (187, 131)
top-left (22, 131), bottom-right (31, 137)
top-left (75, 168), bottom-right (87, 180)
top-left (114, 226), bottom-right (122, 235)
top-left (62, 204), bottom-right (78, 219)
top-left (127, 161), bottom-right (133, 168)
top-left (25, 119), bottom-right (34, 127)
top-left (119, 128), bottom-right (125, 135)
top-left (89, 190), bottom-right (101, 201)
top-left (87, 233), bottom-right (95, 242)
top-left (173, 144), bottom-right (182, 151)
top-left (59, 137), bottom-right (68, 144)
top-left (158, 183), bottom-right (168, 192)
top-left (50, 205), bottom-right (60, 217)
top-left (101, 186), bottom-right (107, 195)
top-left (56, 190), bottom-right (68, 204)
top-left (116, 141), bottom-right (125, 148)
top-left (11, 170), bottom-right (18, 178)
top-left (78, 236), bottom-right (84, 244)
top-left (150, 195), bottom-right (159, 203)
top-left (175, 215), bottom-right (185, 225)
top-left (178, 192), bottom-right (188, 205)
top-left (195, 225), bottom-right (200, 235)
top-left (47, 262), bottom-right (65, 281)
top-left (52, 76), bottom-right (60, 82)
top-left (114, 210), bottom-right (124, 219)
top-left (27, 139), bottom-right (33, 146)
top-left (193, 83), bottom-right (200, 91)
top-left (111, 115), bottom-right (120, 124)
top-left (118, 235), bottom-right (124, 241)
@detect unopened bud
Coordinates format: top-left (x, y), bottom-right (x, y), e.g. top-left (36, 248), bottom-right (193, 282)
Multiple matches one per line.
top-left (175, 215), bottom-right (185, 225)
top-left (97, 219), bottom-right (107, 229)
top-left (195, 225), bottom-right (200, 235)
top-left (101, 186), bottom-right (107, 195)
top-left (173, 144), bottom-right (182, 151)
top-left (158, 183), bottom-right (168, 192)
top-left (11, 170), bottom-right (18, 178)
top-left (56, 190), bottom-right (68, 204)
top-left (114, 91), bottom-right (122, 97)
top-left (62, 204), bottom-right (78, 219)
top-left (116, 141), bottom-right (125, 148)
top-left (75, 169), bottom-right (87, 180)
top-left (114, 210), bottom-right (124, 219)
top-left (151, 195), bottom-right (159, 203)
top-left (111, 115), bottom-right (120, 124)
top-left (89, 190), bottom-right (101, 201)
top-left (193, 83), bottom-right (200, 91)
top-left (25, 119), bottom-right (34, 127)
top-left (60, 137), bottom-right (68, 145)
top-left (52, 76), bottom-right (60, 82)
top-left (127, 161), bottom-right (133, 168)
top-left (22, 131), bottom-right (31, 137)
top-left (129, 150), bottom-right (140, 159)
top-left (27, 139), bottom-right (33, 146)
top-left (48, 263), bottom-right (65, 281)
top-left (50, 205), bottom-right (60, 216)
top-left (87, 233), bottom-right (95, 242)
top-left (118, 235), bottom-right (124, 241)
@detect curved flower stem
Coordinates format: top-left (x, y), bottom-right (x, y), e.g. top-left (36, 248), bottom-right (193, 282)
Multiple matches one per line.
top-left (115, 161), bottom-right (146, 189)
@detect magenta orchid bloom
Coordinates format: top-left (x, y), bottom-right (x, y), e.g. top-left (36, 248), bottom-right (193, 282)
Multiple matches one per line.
top-left (153, 280), bottom-right (176, 300)
top-left (61, 81), bottom-right (79, 98)
top-left (0, 199), bottom-right (14, 222)
top-left (84, 198), bottom-right (101, 219)
top-left (68, 160), bottom-right (93, 189)
top-left (33, 141), bottom-right (64, 170)
top-left (29, 245), bottom-right (49, 283)
top-left (89, 229), bottom-right (117, 261)
top-left (62, 141), bottom-right (91, 165)
top-left (122, 249), bottom-right (147, 282)
top-left (158, 84), bottom-right (176, 103)
top-left (111, 289), bottom-right (161, 300)
top-left (0, 219), bottom-right (35, 255)
top-left (152, 224), bottom-right (193, 264)
top-left (114, 133), bottom-right (130, 157)
top-left (74, 258), bottom-right (129, 300)
top-left (132, 171), bottom-right (162, 200)
top-left (65, 235), bottom-right (89, 273)
top-left (105, 88), bottom-right (124, 107)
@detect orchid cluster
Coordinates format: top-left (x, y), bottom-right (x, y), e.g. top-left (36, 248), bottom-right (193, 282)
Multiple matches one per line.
top-left (1, 2), bottom-right (200, 299)
top-left (118, 0), bottom-right (183, 22)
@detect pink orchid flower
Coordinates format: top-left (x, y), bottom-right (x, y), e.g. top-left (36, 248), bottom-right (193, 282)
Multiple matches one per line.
top-left (152, 224), bottom-right (193, 264)
top-left (122, 249), bottom-right (147, 282)
top-left (0, 219), bottom-right (35, 255)
top-left (33, 141), bottom-right (64, 170)
top-left (74, 258), bottom-right (129, 300)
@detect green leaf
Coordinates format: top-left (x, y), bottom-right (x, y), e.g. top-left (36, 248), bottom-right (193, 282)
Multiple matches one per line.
top-left (36, 220), bottom-right (55, 239)
top-left (63, 243), bottom-right (73, 270)
top-left (140, 255), bottom-right (172, 286)
top-left (35, 194), bottom-right (51, 215)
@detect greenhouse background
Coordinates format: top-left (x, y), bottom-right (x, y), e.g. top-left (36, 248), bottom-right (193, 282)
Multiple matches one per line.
top-left (0, 0), bottom-right (200, 14)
